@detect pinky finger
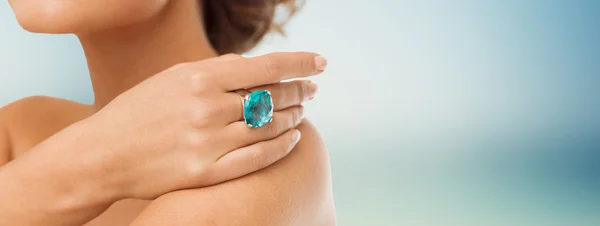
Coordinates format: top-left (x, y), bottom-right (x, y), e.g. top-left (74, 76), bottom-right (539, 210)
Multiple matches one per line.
top-left (205, 129), bottom-right (301, 185)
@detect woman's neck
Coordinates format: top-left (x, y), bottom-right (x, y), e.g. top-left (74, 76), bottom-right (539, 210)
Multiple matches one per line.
top-left (77, 1), bottom-right (218, 110)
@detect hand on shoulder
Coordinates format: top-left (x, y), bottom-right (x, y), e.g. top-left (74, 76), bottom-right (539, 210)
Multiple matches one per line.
top-left (130, 118), bottom-right (336, 226)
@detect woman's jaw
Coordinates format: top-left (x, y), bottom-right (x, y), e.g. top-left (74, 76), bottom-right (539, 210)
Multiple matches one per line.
top-left (8, 0), bottom-right (174, 34)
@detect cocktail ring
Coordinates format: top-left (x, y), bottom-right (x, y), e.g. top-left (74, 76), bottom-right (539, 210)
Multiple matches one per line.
top-left (240, 89), bottom-right (274, 128)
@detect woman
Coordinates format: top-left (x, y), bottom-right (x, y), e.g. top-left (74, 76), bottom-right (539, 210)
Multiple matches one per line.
top-left (0, 0), bottom-right (335, 225)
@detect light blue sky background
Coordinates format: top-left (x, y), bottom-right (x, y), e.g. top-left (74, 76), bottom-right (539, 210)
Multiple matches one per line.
top-left (1, 0), bottom-right (599, 225)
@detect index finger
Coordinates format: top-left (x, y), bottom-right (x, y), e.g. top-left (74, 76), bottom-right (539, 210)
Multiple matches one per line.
top-left (212, 52), bottom-right (328, 91)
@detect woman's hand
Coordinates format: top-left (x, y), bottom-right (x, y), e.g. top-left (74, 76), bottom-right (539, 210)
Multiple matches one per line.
top-left (0, 52), bottom-right (326, 226)
top-left (79, 52), bottom-right (326, 200)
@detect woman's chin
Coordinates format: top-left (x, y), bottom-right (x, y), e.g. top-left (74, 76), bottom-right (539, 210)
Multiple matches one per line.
top-left (16, 19), bottom-right (72, 34)
top-left (14, 13), bottom-right (108, 35)
top-left (9, 0), bottom-right (168, 35)
top-left (11, 12), bottom-right (79, 34)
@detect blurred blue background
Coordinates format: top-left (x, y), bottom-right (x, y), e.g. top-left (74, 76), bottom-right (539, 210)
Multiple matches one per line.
top-left (1, 0), bottom-right (599, 225)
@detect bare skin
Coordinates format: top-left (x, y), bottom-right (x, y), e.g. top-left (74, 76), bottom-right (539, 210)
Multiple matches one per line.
top-left (1, 0), bottom-right (335, 225)
top-left (0, 96), bottom-right (150, 225)
top-left (0, 97), bottom-right (334, 226)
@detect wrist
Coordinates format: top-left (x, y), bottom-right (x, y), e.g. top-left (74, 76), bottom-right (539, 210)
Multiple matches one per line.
top-left (0, 160), bottom-right (113, 225)
top-left (0, 119), bottom-right (124, 218)
top-left (50, 118), bottom-right (127, 208)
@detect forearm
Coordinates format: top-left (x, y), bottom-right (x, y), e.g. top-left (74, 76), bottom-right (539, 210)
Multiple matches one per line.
top-left (0, 121), bottom-right (120, 226)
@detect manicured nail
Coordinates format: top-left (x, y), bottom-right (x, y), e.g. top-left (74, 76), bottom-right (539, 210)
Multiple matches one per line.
top-left (291, 129), bottom-right (302, 145)
top-left (305, 81), bottom-right (319, 100)
top-left (314, 56), bottom-right (328, 72)
top-left (298, 105), bottom-right (305, 121)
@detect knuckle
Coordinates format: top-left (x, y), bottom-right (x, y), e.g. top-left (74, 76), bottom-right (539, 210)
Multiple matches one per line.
top-left (181, 130), bottom-right (209, 149)
top-left (186, 104), bottom-right (211, 127)
top-left (262, 57), bottom-right (282, 79)
top-left (187, 72), bottom-right (212, 94)
top-left (184, 158), bottom-right (210, 179)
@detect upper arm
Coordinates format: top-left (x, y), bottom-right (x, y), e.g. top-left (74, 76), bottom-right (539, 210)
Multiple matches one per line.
top-left (130, 119), bottom-right (336, 226)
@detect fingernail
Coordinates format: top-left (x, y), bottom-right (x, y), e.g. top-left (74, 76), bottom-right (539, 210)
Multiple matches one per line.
top-left (305, 81), bottom-right (319, 100)
top-left (314, 56), bottom-right (328, 72)
top-left (298, 106), bottom-right (305, 121)
top-left (291, 129), bottom-right (302, 145)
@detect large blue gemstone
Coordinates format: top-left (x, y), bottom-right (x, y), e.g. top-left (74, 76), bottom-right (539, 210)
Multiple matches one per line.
top-left (243, 90), bottom-right (274, 128)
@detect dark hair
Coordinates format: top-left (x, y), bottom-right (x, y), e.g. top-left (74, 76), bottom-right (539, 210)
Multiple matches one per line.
top-left (203, 0), bottom-right (301, 54)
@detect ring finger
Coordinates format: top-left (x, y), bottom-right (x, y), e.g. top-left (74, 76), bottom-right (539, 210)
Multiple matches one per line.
top-left (220, 80), bottom-right (318, 124)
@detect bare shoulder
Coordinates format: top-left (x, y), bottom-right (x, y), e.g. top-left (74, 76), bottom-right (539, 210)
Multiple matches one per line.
top-left (0, 96), bottom-right (91, 158)
top-left (0, 95), bottom-right (90, 125)
top-left (131, 119), bottom-right (336, 226)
